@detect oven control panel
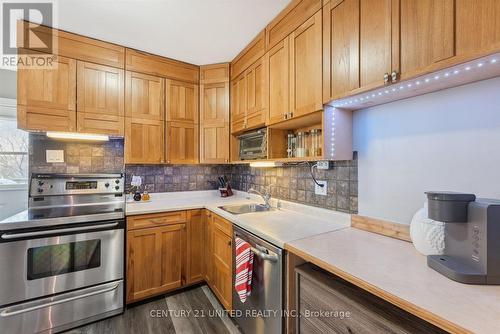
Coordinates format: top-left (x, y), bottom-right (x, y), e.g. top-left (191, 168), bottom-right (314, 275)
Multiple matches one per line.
top-left (30, 174), bottom-right (124, 197)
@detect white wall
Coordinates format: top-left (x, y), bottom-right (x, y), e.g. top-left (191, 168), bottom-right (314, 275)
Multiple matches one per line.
top-left (353, 77), bottom-right (500, 224)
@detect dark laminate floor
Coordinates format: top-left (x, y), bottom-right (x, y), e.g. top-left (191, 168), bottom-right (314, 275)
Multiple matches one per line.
top-left (65, 285), bottom-right (240, 334)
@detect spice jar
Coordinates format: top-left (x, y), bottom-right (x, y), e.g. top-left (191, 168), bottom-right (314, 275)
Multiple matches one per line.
top-left (295, 131), bottom-right (308, 157)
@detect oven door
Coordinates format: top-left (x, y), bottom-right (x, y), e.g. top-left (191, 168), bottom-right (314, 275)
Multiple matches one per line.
top-left (0, 220), bottom-right (124, 306)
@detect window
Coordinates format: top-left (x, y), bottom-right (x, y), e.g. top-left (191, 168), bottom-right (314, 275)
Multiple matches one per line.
top-left (0, 98), bottom-right (28, 189)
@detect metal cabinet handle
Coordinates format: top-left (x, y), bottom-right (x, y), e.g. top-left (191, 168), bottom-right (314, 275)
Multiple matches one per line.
top-left (391, 70), bottom-right (399, 82)
top-left (384, 72), bottom-right (390, 84)
top-left (1, 222), bottom-right (119, 240)
top-left (0, 282), bottom-right (120, 317)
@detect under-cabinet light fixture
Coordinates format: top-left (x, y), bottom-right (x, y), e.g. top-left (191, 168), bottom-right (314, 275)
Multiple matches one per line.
top-left (328, 53), bottom-right (500, 111)
top-left (249, 161), bottom-right (283, 168)
top-left (46, 132), bottom-right (110, 142)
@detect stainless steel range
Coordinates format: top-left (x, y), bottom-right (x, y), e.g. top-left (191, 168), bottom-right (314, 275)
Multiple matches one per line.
top-left (0, 173), bottom-right (125, 334)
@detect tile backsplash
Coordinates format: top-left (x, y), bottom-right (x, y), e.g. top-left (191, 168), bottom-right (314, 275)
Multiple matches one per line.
top-left (124, 165), bottom-right (233, 193)
top-left (230, 155), bottom-right (358, 213)
top-left (29, 133), bottom-right (124, 174)
top-left (28, 133), bottom-right (357, 213)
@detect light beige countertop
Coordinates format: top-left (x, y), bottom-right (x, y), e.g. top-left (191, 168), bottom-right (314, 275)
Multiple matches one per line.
top-left (126, 190), bottom-right (351, 248)
top-left (285, 228), bottom-right (500, 334)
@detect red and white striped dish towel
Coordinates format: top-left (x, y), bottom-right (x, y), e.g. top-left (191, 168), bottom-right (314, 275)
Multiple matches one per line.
top-left (234, 237), bottom-right (254, 303)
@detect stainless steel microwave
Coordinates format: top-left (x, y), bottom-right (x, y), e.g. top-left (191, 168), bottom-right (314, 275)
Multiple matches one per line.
top-left (238, 128), bottom-right (267, 160)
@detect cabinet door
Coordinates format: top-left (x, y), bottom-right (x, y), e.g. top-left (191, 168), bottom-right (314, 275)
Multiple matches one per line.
top-left (158, 224), bottom-right (185, 292)
top-left (400, 0), bottom-right (455, 78)
top-left (126, 227), bottom-right (161, 303)
top-left (359, 0), bottom-right (393, 89)
top-left (456, 0), bottom-right (500, 56)
top-left (125, 118), bottom-right (165, 164)
top-left (289, 10), bottom-right (323, 118)
top-left (230, 73), bottom-right (246, 133)
top-left (186, 210), bottom-right (204, 284)
top-left (17, 55), bottom-right (77, 132)
top-left (204, 211), bottom-right (213, 285)
top-left (200, 82), bottom-right (230, 163)
top-left (125, 71), bottom-right (165, 120)
top-left (126, 224), bottom-right (185, 303)
top-left (212, 224), bottom-right (233, 310)
top-left (77, 62), bottom-right (125, 135)
top-left (167, 121), bottom-right (199, 164)
top-left (166, 79), bottom-right (199, 123)
top-left (323, 0), bottom-right (359, 101)
top-left (268, 39), bottom-right (289, 125)
top-left (245, 55), bottom-right (268, 129)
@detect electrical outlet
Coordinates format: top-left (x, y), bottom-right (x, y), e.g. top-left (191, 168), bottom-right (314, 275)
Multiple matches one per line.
top-left (46, 150), bottom-right (64, 163)
top-left (315, 180), bottom-right (327, 196)
top-left (316, 161), bottom-right (332, 170)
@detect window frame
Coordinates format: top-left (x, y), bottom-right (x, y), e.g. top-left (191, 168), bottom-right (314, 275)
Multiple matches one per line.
top-left (0, 97), bottom-right (28, 191)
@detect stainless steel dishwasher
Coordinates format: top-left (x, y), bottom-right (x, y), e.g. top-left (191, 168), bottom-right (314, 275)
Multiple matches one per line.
top-left (232, 225), bottom-right (284, 334)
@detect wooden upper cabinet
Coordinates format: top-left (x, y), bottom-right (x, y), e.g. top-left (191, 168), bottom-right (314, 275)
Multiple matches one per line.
top-left (125, 71), bottom-right (165, 120)
top-left (166, 79), bottom-right (199, 123)
top-left (167, 121), bottom-right (199, 164)
top-left (126, 223), bottom-right (185, 303)
top-left (200, 81), bottom-right (230, 163)
top-left (166, 79), bottom-right (199, 164)
top-left (265, 0), bottom-right (323, 50)
top-left (399, 0), bottom-right (455, 78)
top-left (323, 0), bottom-right (360, 102)
top-left (359, 0), bottom-right (395, 89)
top-left (125, 49), bottom-right (199, 83)
top-left (125, 118), bottom-right (165, 164)
top-left (289, 10), bottom-right (322, 118)
top-left (245, 54), bottom-right (268, 129)
top-left (17, 55), bottom-right (77, 132)
top-left (231, 30), bottom-right (266, 80)
top-left (77, 61), bottom-right (125, 135)
top-left (17, 21), bottom-right (125, 68)
top-left (230, 73), bottom-right (247, 134)
top-left (456, 0), bottom-right (500, 56)
top-left (268, 39), bottom-right (290, 125)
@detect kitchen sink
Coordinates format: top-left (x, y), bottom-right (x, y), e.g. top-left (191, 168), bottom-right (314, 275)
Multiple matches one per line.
top-left (218, 203), bottom-right (273, 215)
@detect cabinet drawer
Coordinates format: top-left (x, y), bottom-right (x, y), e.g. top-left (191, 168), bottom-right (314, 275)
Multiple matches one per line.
top-left (212, 214), bottom-right (233, 237)
top-left (296, 264), bottom-right (446, 334)
top-left (127, 211), bottom-right (187, 231)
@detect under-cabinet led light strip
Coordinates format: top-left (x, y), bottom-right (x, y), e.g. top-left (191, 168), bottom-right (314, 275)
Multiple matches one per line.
top-left (329, 53), bottom-right (500, 111)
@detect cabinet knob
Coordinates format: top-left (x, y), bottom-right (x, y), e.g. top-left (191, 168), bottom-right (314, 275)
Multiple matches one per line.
top-left (384, 72), bottom-right (390, 84)
top-left (227, 240), bottom-right (232, 246)
top-left (391, 71), bottom-right (399, 82)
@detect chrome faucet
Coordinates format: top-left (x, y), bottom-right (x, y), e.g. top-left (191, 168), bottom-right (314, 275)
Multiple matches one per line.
top-left (248, 187), bottom-right (272, 209)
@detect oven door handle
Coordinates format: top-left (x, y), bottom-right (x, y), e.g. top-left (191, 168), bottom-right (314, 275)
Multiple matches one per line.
top-left (250, 246), bottom-right (278, 262)
top-left (0, 281), bottom-right (120, 317)
top-left (1, 222), bottom-right (119, 240)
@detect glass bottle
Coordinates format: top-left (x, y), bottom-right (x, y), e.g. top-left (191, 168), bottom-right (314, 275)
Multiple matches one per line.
top-left (287, 133), bottom-right (296, 158)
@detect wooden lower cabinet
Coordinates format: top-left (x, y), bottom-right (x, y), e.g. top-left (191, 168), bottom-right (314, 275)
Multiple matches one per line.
top-left (126, 210), bottom-right (234, 310)
top-left (126, 223), bottom-right (185, 303)
top-left (295, 263), bottom-right (446, 334)
top-left (207, 213), bottom-right (233, 310)
top-left (186, 210), bottom-right (204, 285)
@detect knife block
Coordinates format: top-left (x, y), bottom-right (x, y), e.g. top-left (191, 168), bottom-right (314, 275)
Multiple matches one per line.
top-left (219, 184), bottom-right (233, 197)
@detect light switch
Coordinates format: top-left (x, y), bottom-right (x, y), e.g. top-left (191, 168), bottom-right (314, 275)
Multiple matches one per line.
top-left (315, 180), bottom-right (327, 196)
top-left (46, 150), bottom-right (64, 163)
